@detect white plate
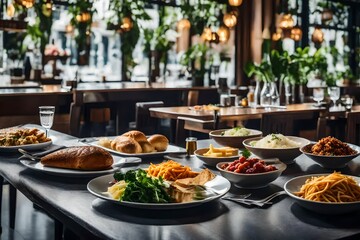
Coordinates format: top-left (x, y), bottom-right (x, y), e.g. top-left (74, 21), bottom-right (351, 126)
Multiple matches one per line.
top-left (20, 157), bottom-right (124, 177)
top-left (285, 174), bottom-right (360, 214)
top-left (87, 173), bottom-right (231, 209)
top-left (0, 140), bottom-right (52, 153)
top-left (89, 138), bottom-right (185, 157)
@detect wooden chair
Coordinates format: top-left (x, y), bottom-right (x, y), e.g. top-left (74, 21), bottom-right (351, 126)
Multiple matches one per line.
top-left (129, 101), bottom-right (165, 134)
top-left (262, 111), bottom-right (319, 137)
top-left (346, 110), bottom-right (360, 145)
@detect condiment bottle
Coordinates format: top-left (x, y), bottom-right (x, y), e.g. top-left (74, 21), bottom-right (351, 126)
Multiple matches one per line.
top-left (185, 137), bottom-right (197, 156)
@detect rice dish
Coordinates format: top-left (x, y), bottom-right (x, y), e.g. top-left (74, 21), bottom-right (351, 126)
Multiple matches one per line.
top-left (223, 127), bottom-right (250, 137)
top-left (252, 134), bottom-right (301, 148)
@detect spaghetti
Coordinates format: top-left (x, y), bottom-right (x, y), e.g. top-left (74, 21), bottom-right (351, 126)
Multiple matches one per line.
top-left (295, 172), bottom-right (360, 203)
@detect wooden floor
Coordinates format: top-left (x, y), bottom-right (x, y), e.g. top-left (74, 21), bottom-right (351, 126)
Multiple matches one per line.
top-left (1, 185), bottom-right (54, 240)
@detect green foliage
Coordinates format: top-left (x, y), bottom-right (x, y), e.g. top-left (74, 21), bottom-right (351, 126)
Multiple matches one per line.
top-left (180, 43), bottom-right (211, 77)
top-left (244, 58), bottom-right (275, 83)
top-left (113, 169), bottom-right (171, 203)
top-left (287, 47), bottom-right (313, 85)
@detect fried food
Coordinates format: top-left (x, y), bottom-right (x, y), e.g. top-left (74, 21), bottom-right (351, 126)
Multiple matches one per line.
top-left (310, 136), bottom-right (357, 156)
top-left (0, 128), bottom-right (50, 146)
top-left (147, 160), bottom-right (198, 181)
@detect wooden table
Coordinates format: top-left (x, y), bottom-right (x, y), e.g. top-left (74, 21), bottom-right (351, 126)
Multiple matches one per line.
top-left (1, 125), bottom-right (360, 240)
top-left (149, 103), bottom-right (327, 145)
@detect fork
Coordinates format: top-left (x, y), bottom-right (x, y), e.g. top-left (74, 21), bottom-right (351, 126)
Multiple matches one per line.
top-left (222, 190), bottom-right (287, 207)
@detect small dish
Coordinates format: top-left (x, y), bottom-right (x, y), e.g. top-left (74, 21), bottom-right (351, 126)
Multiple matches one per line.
top-left (243, 136), bottom-right (310, 164)
top-left (300, 143), bottom-right (360, 169)
top-left (216, 160), bottom-right (286, 189)
top-left (194, 148), bottom-right (239, 167)
top-left (209, 128), bottom-right (262, 148)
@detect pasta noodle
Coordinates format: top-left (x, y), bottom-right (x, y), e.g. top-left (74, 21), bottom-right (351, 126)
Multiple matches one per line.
top-left (295, 172), bottom-right (360, 203)
top-left (147, 160), bottom-right (198, 181)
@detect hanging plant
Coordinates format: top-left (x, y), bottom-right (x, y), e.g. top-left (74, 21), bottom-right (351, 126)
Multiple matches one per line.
top-left (108, 0), bottom-right (150, 81)
top-left (68, 0), bottom-right (95, 65)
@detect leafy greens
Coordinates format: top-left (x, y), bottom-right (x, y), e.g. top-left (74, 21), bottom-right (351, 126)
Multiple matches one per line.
top-left (113, 169), bottom-right (171, 203)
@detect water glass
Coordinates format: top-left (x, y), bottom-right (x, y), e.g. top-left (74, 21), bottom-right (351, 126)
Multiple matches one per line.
top-left (312, 88), bottom-right (324, 107)
top-left (344, 97), bottom-right (353, 111)
top-left (328, 87), bottom-right (340, 107)
top-left (39, 106), bottom-right (55, 137)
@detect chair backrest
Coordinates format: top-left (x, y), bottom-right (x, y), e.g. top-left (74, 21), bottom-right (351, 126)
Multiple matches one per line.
top-left (261, 113), bottom-right (294, 136)
top-left (346, 110), bottom-right (360, 145)
top-left (135, 101), bottom-right (164, 134)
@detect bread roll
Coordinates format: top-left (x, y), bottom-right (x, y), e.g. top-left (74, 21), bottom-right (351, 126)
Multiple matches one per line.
top-left (148, 134), bottom-right (169, 151)
top-left (122, 130), bottom-right (147, 142)
top-left (111, 136), bottom-right (142, 154)
top-left (40, 146), bottom-right (113, 170)
top-left (139, 141), bottom-right (156, 153)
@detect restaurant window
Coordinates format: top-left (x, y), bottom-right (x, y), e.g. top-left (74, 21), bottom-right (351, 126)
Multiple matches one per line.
top-left (1, 0), bottom-right (236, 86)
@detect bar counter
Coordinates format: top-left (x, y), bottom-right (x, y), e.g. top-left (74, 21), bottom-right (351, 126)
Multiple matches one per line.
top-left (1, 125), bottom-right (360, 240)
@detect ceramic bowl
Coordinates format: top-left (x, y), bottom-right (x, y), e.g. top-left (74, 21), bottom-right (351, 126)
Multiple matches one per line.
top-left (209, 129), bottom-right (262, 149)
top-left (194, 148), bottom-right (239, 167)
top-left (300, 143), bottom-right (360, 169)
top-left (242, 136), bottom-right (310, 164)
top-left (216, 159), bottom-right (286, 189)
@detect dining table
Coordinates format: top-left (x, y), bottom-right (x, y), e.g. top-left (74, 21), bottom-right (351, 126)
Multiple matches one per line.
top-left (1, 124), bottom-right (360, 240)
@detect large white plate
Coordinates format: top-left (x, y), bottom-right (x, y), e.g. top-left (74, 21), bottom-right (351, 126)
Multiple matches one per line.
top-left (0, 140), bottom-right (52, 153)
top-left (87, 173), bottom-right (231, 209)
top-left (285, 174), bottom-right (360, 214)
top-left (20, 157), bottom-right (124, 177)
top-left (89, 138), bottom-right (185, 157)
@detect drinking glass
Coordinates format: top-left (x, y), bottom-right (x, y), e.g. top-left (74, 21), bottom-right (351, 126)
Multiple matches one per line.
top-left (344, 97), bottom-right (353, 111)
top-left (312, 87), bottom-right (324, 107)
top-left (39, 106), bottom-right (55, 137)
top-left (327, 87), bottom-right (340, 108)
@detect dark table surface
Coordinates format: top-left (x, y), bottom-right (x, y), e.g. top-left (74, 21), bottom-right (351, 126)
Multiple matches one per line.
top-left (1, 125), bottom-right (360, 240)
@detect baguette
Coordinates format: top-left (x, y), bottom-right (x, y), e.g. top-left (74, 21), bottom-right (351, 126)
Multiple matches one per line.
top-left (41, 146), bottom-right (113, 170)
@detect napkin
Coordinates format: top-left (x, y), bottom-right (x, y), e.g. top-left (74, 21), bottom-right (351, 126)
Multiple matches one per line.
top-left (18, 144), bottom-right (66, 160)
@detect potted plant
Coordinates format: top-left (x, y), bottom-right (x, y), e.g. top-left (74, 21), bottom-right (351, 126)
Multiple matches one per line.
top-left (108, 0), bottom-right (150, 81)
top-left (144, 21), bottom-right (177, 82)
top-left (180, 43), bottom-right (211, 86)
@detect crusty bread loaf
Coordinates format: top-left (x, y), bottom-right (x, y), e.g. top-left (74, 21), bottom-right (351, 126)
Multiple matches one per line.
top-left (111, 136), bottom-right (142, 154)
top-left (40, 146), bottom-right (113, 170)
top-left (122, 130), bottom-right (147, 142)
top-left (147, 134), bottom-right (169, 151)
top-left (139, 141), bottom-right (156, 153)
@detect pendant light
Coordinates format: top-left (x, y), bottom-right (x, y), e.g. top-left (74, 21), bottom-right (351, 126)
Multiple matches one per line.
top-left (279, 14), bottom-right (294, 30)
top-left (312, 26), bottom-right (324, 44)
top-left (121, 17), bottom-right (133, 32)
top-left (290, 26), bottom-right (302, 41)
top-left (217, 26), bottom-right (230, 43)
top-left (223, 12), bottom-right (237, 28)
top-left (201, 27), bottom-right (212, 42)
top-left (228, 0), bottom-right (242, 7)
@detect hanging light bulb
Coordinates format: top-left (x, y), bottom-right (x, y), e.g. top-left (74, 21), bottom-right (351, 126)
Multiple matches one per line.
top-left (217, 26), bottom-right (230, 43)
top-left (279, 14), bottom-right (294, 30)
top-left (272, 28), bottom-right (282, 41)
top-left (223, 12), bottom-right (237, 28)
top-left (210, 31), bottom-right (220, 44)
top-left (121, 17), bottom-right (133, 32)
top-left (19, 0), bottom-right (35, 8)
top-left (76, 12), bottom-right (91, 23)
top-left (6, 4), bottom-right (15, 18)
top-left (290, 26), bottom-right (302, 41)
top-left (65, 24), bottom-right (74, 33)
top-left (312, 27), bottom-right (324, 44)
top-left (177, 19), bottom-right (191, 31)
top-left (321, 8), bottom-right (333, 24)
top-left (228, 0), bottom-right (243, 7)
top-left (201, 27), bottom-right (212, 42)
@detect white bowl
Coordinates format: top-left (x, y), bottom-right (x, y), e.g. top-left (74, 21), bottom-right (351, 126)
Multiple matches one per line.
top-left (300, 143), bottom-right (360, 169)
top-left (216, 160), bottom-right (286, 189)
top-left (194, 148), bottom-right (239, 167)
top-left (209, 129), bottom-right (262, 149)
top-left (243, 136), bottom-right (310, 164)
top-left (285, 174), bottom-right (360, 215)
